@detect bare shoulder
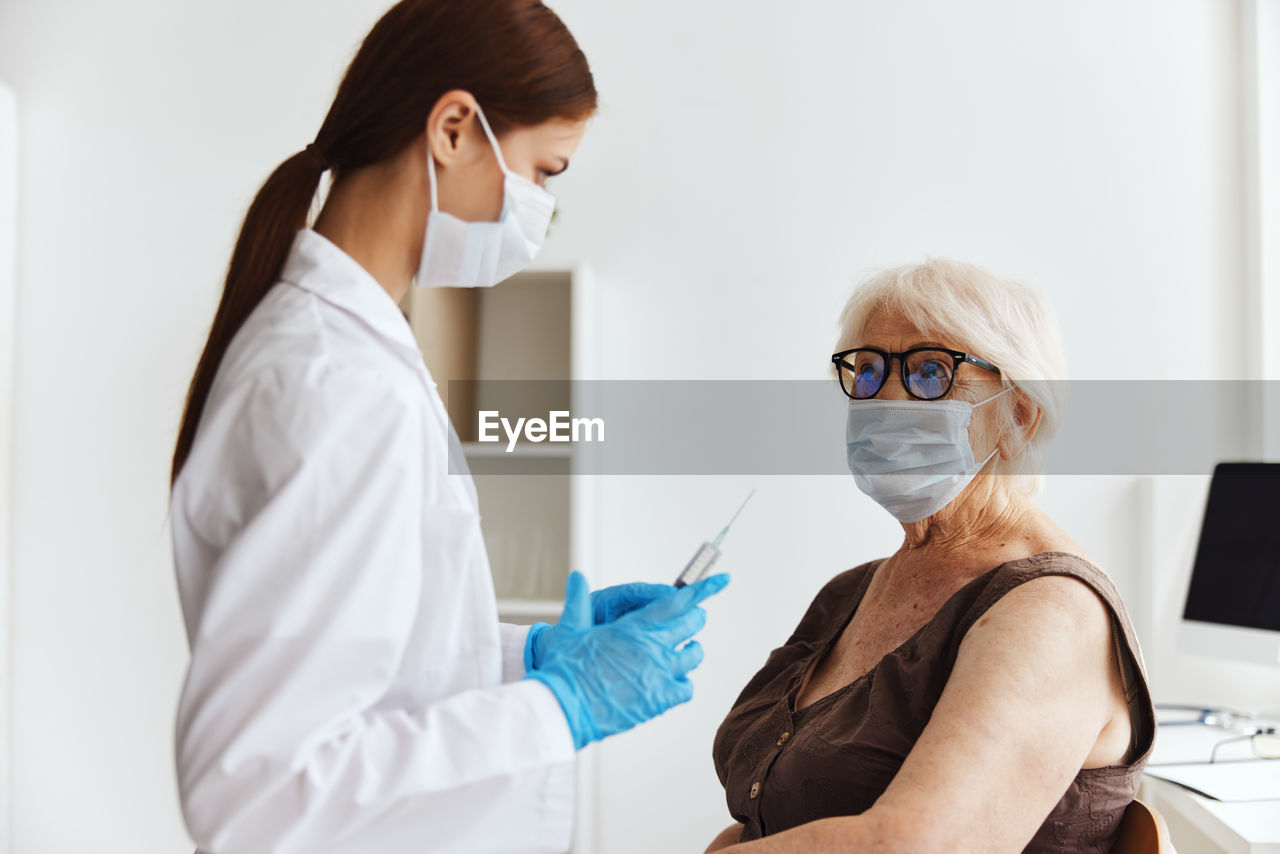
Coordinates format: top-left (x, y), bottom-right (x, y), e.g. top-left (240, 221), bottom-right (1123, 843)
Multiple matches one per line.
top-left (965, 569), bottom-right (1115, 676)
top-left (991, 569), bottom-right (1110, 617)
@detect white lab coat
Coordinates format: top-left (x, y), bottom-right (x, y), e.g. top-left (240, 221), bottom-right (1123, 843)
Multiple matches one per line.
top-left (171, 229), bottom-right (576, 854)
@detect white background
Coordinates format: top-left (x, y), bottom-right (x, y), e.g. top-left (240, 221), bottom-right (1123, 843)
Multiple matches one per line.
top-left (1, 1), bottom-right (1278, 852)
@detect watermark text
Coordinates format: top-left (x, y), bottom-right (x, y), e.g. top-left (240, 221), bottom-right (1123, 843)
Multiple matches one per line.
top-left (477, 410), bottom-right (605, 452)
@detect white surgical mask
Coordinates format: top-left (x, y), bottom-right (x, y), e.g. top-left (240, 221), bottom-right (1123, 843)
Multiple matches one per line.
top-left (845, 387), bottom-right (1012, 523)
top-left (416, 104), bottom-right (556, 288)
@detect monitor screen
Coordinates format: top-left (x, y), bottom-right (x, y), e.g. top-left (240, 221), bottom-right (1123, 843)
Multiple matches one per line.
top-left (1182, 462), bottom-right (1280, 632)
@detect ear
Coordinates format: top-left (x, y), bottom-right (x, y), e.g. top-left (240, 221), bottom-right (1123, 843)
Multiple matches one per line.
top-left (425, 89), bottom-right (481, 168)
top-left (999, 390), bottom-right (1043, 461)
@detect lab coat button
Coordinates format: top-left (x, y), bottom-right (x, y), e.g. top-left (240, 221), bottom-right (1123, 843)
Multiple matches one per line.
top-left (776, 731), bottom-right (791, 746)
top-left (749, 782), bottom-right (761, 799)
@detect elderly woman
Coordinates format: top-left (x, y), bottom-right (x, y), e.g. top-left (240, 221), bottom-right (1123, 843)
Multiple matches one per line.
top-left (707, 260), bottom-right (1155, 853)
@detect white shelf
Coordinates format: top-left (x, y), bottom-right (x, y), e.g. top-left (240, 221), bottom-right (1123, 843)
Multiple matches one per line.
top-left (497, 599), bottom-right (563, 618)
top-left (463, 441), bottom-right (574, 459)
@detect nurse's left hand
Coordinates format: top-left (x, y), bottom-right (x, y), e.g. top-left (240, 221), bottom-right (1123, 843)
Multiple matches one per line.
top-left (526, 580), bottom-right (675, 671)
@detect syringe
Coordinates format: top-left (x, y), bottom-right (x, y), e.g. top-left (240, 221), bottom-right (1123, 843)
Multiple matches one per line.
top-left (674, 489), bottom-right (756, 588)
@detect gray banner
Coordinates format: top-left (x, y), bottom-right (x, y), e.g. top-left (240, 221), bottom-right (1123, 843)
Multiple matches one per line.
top-left (447, 380), bottom-right (1278, 475)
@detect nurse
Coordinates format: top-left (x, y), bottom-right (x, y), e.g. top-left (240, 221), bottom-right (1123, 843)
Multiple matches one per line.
top-left (168, 1), bottom-right (727, 851)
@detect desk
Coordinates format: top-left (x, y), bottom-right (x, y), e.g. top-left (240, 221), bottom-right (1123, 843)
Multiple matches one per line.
top-left (1142, 724), bottom-right (1280, 853)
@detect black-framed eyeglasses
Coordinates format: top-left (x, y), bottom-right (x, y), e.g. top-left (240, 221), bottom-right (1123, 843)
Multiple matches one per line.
top-left (831, 347), bottom-right (1002, 401)
top-left (1210, 729), bottom-right (1280, 763)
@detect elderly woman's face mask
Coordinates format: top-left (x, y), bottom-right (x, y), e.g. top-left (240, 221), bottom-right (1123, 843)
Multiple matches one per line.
top-left (845, 387), bottom-right (1012, 523)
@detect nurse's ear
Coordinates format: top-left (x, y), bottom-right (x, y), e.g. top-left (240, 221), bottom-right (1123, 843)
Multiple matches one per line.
top-left (425, 89), bottom-right (485, 169)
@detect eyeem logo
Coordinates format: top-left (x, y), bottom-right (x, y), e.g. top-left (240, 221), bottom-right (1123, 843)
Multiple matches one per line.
top-left (477, 410), bottom-right (605, 453)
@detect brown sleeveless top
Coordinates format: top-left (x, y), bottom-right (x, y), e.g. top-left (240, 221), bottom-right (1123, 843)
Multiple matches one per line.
top-left (712, 552), bottom-right (1156, 852)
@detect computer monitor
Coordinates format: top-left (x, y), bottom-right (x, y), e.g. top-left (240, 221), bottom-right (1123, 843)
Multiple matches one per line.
top-left (1178, 462), bottom-right (1280, 666)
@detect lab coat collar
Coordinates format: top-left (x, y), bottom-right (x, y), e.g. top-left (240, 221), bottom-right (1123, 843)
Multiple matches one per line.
top-left (280, 229), bottom-right (427, 374)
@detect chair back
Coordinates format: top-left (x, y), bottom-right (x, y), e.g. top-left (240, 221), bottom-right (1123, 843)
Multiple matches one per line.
top-left (1112, 799), bottom-right (1173, 854)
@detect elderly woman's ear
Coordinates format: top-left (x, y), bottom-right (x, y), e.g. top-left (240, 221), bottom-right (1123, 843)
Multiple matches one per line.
top-left (999, 392), bottom-right (1045, 461)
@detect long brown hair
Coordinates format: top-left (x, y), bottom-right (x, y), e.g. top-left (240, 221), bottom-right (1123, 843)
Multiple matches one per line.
top-left (171, 0), bottom-right (596, 485)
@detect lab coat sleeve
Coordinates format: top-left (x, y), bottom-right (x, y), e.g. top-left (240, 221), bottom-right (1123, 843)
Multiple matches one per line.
top-left (498, 622), bottom-right (533, 682)
top-left (174, 366), bottom-right (576, 854)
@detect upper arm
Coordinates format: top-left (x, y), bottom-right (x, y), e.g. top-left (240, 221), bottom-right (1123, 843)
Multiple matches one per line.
top-left (870, 575), bottom-right (1121, 853)
top-left (707, 822), bottom-right (746, 852)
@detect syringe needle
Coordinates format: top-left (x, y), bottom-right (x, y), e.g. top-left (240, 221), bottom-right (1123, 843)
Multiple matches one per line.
top-left (713, 488), bottom-right (757, 547)
top-left (726, 488), bottom-right (756, 529)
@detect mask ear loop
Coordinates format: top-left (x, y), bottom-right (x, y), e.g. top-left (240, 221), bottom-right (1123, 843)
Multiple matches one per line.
top-left (472, 103), bottom-right (511, 176)
top-left (975, 384), bottom-right (1016, 472)
top-left (426, 140), bottom-right (440, 213)
top-left (975, 384), bottom-right (1014, 409)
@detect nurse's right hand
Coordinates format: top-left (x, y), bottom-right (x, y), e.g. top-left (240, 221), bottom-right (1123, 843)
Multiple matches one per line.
top-left (524, 570), bottom-right (730, 749)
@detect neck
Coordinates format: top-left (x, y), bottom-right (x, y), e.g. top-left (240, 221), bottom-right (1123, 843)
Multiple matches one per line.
top-left (898, 477), bottom-right (1033, 558)
top-left (313, 158), bottom-right (425, 306)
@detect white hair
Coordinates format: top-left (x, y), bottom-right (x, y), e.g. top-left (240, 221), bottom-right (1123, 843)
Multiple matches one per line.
top-left (836, 258), bottom-right (1068, 495)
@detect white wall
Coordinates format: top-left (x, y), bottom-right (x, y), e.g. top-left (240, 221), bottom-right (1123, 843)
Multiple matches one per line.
top-left (1, 81), bottom-right (19, 854)
top-left (0, 1), bottom-right (1265, 853)
top-left (1245, 0), bottom-right (1280, 457)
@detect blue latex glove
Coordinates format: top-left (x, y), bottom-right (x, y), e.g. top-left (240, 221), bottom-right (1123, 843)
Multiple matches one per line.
top-left (524, 570), bottom-right (730, 749)
top-left (525, 580), bottom-right (674, 670)
top-left (591, 581), bottom-right (675, 624)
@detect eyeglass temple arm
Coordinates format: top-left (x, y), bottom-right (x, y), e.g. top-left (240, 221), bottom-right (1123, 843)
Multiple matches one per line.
top-left (1209, 734), bottom-right (1252, 763)
top-left (962, 353), bottom-right (1001, 375)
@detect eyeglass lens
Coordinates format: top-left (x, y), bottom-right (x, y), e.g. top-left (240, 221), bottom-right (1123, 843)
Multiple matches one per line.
top-left (841, 350), bottom-right (957, 400)
top-left (1253, 733), bottom-right (1280, 759)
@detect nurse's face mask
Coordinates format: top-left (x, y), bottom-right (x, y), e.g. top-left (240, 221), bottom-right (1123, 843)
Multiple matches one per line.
top-left (416, 104), bottom-right (556, 288)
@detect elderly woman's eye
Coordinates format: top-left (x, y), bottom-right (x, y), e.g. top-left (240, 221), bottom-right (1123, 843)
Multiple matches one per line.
top-left (853, 354), bottom-right (881, 376)
top-left (907, 356), bottom-right (953, 398)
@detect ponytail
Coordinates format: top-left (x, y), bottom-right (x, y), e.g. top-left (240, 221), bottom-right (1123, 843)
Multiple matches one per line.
top-left (170, 148), bottom-right (328, 484)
